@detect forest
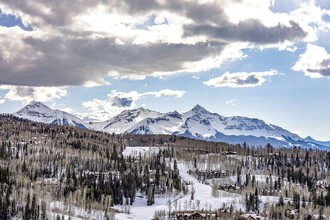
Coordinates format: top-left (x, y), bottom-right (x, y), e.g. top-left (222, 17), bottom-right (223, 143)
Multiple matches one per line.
top-left (0, 115), bottom-right (329, 219)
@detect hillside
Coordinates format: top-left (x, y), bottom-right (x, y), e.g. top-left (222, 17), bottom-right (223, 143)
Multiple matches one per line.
top-left (0, 115), bottom-right (329, 219)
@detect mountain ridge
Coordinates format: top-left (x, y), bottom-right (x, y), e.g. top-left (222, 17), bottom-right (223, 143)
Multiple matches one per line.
top-left (10, 102), bottom-right (330, 150)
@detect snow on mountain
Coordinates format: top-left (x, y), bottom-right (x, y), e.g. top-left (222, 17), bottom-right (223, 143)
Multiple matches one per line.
top-left (117, 104), bottom-right (328, 150)
top-left (89, 107), bottom-right (163, 134)
top-left (13, 101), bottom-right (90, 129)
top-left (10, 102), bottom-right (330, 150)
top-left (127, 111), bottom-right (185, 135)
top-left (126, 104), bottom-right (301, 143)
top-left (304, 136), bottom-right (330, 148)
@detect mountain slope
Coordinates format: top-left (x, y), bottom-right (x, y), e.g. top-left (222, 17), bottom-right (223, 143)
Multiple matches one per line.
top-left (123, 105), bottom-right (328, 150)
top-left (89, 107), bottom-right (163, 133)
top-left (127, 104), bottom-right (300, 138)
top-left (13, 101), bottom-right (90, 129)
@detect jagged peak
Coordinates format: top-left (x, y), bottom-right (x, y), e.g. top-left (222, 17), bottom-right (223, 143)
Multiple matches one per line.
top-left (191, 104), bottom-right (209, 113)
top-left (26, 101), bottom-right (49, 108)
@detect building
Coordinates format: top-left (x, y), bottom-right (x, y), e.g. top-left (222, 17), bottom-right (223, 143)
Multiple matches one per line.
top-left (239, 213), bottom-right (264, 220)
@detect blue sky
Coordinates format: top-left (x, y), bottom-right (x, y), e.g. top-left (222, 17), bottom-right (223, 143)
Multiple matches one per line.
top-left (0, 0), bottom-right (329, 140)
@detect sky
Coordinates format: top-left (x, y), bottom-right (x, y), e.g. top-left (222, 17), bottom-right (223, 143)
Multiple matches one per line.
top-left (0, 0), bottom-right (329, 140)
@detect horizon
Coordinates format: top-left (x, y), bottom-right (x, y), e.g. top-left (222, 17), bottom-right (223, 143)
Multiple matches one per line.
top-left (0, 0), bottom-right (330, 141)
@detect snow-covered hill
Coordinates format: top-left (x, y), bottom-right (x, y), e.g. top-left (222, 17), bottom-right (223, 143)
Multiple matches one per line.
top-left (13, 101), bottom-right (90, 129)
top-left (10, 102), bottom-right (330, 150)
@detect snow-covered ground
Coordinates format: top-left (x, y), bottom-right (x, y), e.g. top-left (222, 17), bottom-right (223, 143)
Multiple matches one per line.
top-left (115, 161), bottom-right (245, 220)
top-left (122, 146), bottom-right (163, 158)
top-left (47, 148), bottom-right (282, 220)
top-left (49, 201), bottom-right (106, 220)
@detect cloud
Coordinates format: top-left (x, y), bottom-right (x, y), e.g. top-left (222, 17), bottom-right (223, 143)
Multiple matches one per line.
top-left (81, 89), bottom-right (186, 121)
top-left (0, 0), bottom-right (325, 87)
top-left (0, 85), bottom-right (67, 104)
top-left (0, 99), bottom-right (5, 104)
top-left (226, 98), bottom-right (238, 106)
top-left (184, 20), bottom-right (307, 44)
top-left (0, 30), bottom-right (228, 85)
top-left (203, 70), bottom-right (280, 88)
top-left (145, 89), bottom-right (186, 98)
top-left (292, 44), bottom-right (330, 78)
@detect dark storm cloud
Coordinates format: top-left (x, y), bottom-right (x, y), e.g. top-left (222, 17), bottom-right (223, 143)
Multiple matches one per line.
top-left (0, 36), bottom-right (226, 86)
top-left (0, 0), bottom-right (310, 87)
top-left (184, 20), bottom-right (307, 44)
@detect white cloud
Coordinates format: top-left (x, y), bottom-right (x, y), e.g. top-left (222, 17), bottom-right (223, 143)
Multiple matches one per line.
top-left (81, 89), bottom-right (186, 121)
top-left (203, 70), bottom-right (280, 88)
top-left (0, 0), bottom-right (326, 86)
top-left (0, 85), bottom-right (67, 104)
top-left (0, 99), bottom-right (5, 104)
top-left (292, 44), bottom-right (330, 78)
top-left (145, 89), bottom-right (186, 98)
top-left (226, 98), bottom-right (238, 106)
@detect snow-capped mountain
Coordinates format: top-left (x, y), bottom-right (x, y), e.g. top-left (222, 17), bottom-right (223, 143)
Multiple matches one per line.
top-left (304, 136), bottom-right (330, 148)
top-left (10, 102), bottom-right (330, 150)
top-left (89, 107), bottom-right (163, 134)
top-left (13, 101), bottom-right (90, 129)
top-left (101, 104), bottom-right (329, 150)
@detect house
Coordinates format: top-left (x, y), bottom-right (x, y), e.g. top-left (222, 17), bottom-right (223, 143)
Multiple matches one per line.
top-left (175, 211), bottom-right (217, 220)
top-left (189, 212), bottom-right (204, 219)
top-left (239, 213), bottom-right (264, 220)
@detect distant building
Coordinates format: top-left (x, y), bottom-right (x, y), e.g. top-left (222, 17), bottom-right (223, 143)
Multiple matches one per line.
top-left (239, 213), bottom-right (264, 220)
top-left (175, 211), bottom-right (217, 220)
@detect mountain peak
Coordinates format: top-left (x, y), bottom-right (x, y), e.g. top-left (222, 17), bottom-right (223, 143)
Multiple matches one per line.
top-left (27, 101), bottom-right (47, 107)
top-left (17, 101), bottom-right (51, 114)
top-left (14, 101), bottom-right (90, 129)
top-left (191, 104), bottom-right (208, 113)
top-left (305, 136), bottom-right (315, 141)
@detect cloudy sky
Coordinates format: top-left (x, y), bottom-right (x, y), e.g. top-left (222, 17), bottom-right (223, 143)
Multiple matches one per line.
top-left (0, 0), bottom-right (329, 140)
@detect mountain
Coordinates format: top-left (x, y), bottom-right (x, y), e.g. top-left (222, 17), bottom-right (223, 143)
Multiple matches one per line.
top-left (13, 101), bottom-right (90, 129)
top-left (98, 104), bottom-right (329, 150)
top-left (304, 136), bottom-right (330, 148)
top-left (89, 107), bottom-right (163, 133)
top-left (10, 102), bottom-right (330, 150)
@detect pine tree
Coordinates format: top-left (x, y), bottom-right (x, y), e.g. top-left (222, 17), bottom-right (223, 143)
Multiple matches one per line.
top-left (254, 188), bottom-right (260, 212)
top-left (41, 201), bottom-right (47, 220)
top-left (24, 193), bottom-right (31, 220)
top-left (31, 194), bottom-right (37, 220)
top-left (278, 195), bottom-right (284, 207)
